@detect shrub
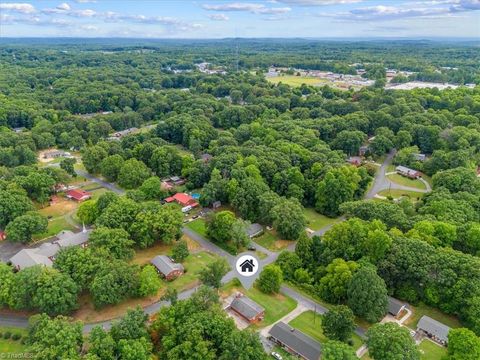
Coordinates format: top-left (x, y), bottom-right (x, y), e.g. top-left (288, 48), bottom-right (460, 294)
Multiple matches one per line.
top-left (3, 331), bottom-right (12, 339)
top-left (12, 333), bottom-right (21, 341)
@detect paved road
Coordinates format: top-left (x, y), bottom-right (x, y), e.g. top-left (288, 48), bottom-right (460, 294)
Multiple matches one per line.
top-left (75, 169), bottom-right (125, 194)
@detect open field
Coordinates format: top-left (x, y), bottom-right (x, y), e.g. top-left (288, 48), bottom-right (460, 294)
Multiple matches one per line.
top-left (303, 208), bottom-right (339, 231)
top-left (418, 339), bottom-right (447, 360)
top-left (0, 326), bottom-right (28, 354)
top-left (387, 173), bottom-right (426, 190)
top-left (289, 310), bottom-right (363, 350)
top-left (38, 198), bottom-right (78, 218)
top-left (267, 75), bottom-right (329, 87)
top-left (404, 302), bottom-right (462, 330)
top-left (254, 230), bottom-right (293, 251)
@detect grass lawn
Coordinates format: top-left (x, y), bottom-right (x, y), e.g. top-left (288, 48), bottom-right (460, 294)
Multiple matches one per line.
top-left (303, 208), bottom-right (338, 231)
top-left (267, 75), bottom-right (328, 87)
top-left (38, 198), bottom-right (78, 218)
top-left (89, 188), bottom-right (109, 199)
top-left (377, 189), bottom-right (425, 200)
top-left (272, 346), bottom-right (297, 360)
top-left (32, 217), bottom-right (76, 241)
top-left (220, 281), bottom-right (297, 327)
top-left (254, 230), bottom-right (293, 252)
top-left (405, 302), bottom-right (462, 330)
top-left (186, 218), bottom-right (208, 237)
top-left (165, 251), bottom-right (222, 292)
top-left (289, 311), bottom-right (363, 350)
top-left (418, 339), bottom-right (447, 360)
top-left (387, 173), bottom-right (426, 190)
top-left (80, 182), bottom-right (104, 191)
top-left (0, 326), bottom-right (28, 354)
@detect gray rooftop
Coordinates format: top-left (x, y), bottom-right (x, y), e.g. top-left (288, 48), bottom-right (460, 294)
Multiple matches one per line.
top-left (246, 223), bottom-right (263, 238)
top-left (10, 249), bottom-right (53, 269)
top-left (150, 255), bottom-right (184, 276)
top-left (417, 316), bottom-right (451, 343)
top-left (35, 242), bottom-right (61, 258)
top-left (269, 321), bottom-right (321, 360)
top-left (230, 296), bottom-right (264, 320)
top-left (388, 296), bottom-right (406, 316)
top-left (55, 230), bottom-right (90, 248)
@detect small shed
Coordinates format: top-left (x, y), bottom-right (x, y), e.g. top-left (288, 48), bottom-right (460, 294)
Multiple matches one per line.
top-left (417, 315), bottom-right (450, 345)
top-left (151, 255), bottom-right (184, 281)
top-left (230, 295), bottom-right (265, 323)
top-left (245, 223), bottom-right (263, 239)
top-left (387, 297), bottom-right (407, 317)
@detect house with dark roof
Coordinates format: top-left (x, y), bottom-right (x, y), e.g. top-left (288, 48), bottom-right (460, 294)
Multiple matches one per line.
top-left (229, 294), bottom-right (265, 323)
top-left (66, 189), bottom-right (92, 202)
top-left (269, 321), bottom-right (322, 360)
top-left (150, 255), bottom-right (184, 281)
top-left (417, 315), bottom-right (450, 345)
top-left (412, 153), bottom-right (426, 162)
top-left (245, 223), bottom-right (263, 239)
top-left (387, 297), bottom-right (407, 317)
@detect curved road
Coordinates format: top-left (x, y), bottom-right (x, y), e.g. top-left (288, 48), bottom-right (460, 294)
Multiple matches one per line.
top-left (2, 155), bottom-right (409, 334)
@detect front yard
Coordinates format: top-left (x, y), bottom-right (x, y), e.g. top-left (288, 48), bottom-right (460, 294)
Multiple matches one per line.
top-left (303, 208), bottom-right (339, 231)
top-left (0, 326), bottom-right (28, 354)
top-left (254, 230), bottom-right (293, 252)
top-left (387, 173), bottom-right (426, 190)
top-left (186, 218), bottom-right (208, 237)
top-left (288, 310), bottom-right (364, 350)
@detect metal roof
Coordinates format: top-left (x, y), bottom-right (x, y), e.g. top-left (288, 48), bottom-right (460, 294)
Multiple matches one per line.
top-left (246, 223), bottom-right (263, 237)
top-left (55, 230), bottom-right (90, 248)
top-left (269, 321), bottom-right (321, 360)
top-left (230, 296), bottom-right (264, 320)
top-left (150, 255), bottom-right (184, 276)
top-left (388, 296), bottom-right (406, 316)
top-left (417, 316), bottom-right (451, 342)
top-left (10, 249), bottom-right (53, 269)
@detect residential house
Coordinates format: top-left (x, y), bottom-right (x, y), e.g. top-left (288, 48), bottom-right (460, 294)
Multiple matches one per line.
top-left (396, 166), bottom-right (421, 179)
top-left (417, 316), bottom-right (450, 345)
top-left (245, 223), bottom-right (263, 239)
top-left (169, 176), bottom-right (186, 185)
top-left (347, 156), bottom-right (362, 166)
top-left (387, 297), bottom-right (407, 317)
top-left (150, 255), bottom-right (184, 281)
top-left (359, 145), bottom-right (369, 156)
top-left (112, 128), bottom-right (139, 138)
top-left (66, 189), bottom-right (92, 202)
top-left (269, 321), bottom-right (322, 360)
top-left (9, 229), bottom-right (91, 270)
top-left (229, 294), bottom-right (265, 323)
top-left (161, 181), bottom-right (174, 191)
top-left (43, 150), bottom-right (70, 159)
top-left (165, 193), bottom-right (198, 208)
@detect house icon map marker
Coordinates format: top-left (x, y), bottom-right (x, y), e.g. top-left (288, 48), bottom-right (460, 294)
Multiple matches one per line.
top-left (235, 255), bottom-right (260, 288)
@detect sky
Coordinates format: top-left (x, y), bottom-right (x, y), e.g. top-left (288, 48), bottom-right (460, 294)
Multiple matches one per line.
top-left (0, 0), bottom-right (479, 39)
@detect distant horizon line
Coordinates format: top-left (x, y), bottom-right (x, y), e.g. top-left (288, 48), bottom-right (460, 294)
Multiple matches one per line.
top-left (0, 36), bottom-right (479, 42)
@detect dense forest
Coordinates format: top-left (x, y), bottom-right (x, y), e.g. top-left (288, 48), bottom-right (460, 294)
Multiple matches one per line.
top-left (0, 39), bottom-right (480, 359)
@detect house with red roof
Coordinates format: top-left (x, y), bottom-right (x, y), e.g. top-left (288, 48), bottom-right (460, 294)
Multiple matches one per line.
top-left (66, 189), bottom-right (92, 202)
top-left (165, 193), bottom-right (198, 208)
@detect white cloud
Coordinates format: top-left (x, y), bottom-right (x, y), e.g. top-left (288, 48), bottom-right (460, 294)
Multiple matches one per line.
top-left (275, 0), bottom-right (362, 5)
top-left (208, 13), bottom-right (230, 20)
top-left (0, 3), bottom-right (35, 14)
top-left (74, 0), bottom-right (96, 3)
top-left (80, 24), bottom-right (98, 31)
top-left (202, 2), bottom-right (291, 14)
top-left (69, 9), bottom-right (96, 17)
top-left (56, 3), bottom-right (71, 11)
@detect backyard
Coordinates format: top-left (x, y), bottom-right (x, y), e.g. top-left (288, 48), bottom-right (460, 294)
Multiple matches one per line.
top-left (186, 218), bottom-right (207, 237)
top-left (288, 310), bottom-right (364, 350)
top-left (405, 302), bottom-right (462, 330)
top-left (418, 339), bottom-right (447, 360)
top-left (387, 173), bottom-right (426, 190)
top-left (303, 208), bottom-right (339, 231)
